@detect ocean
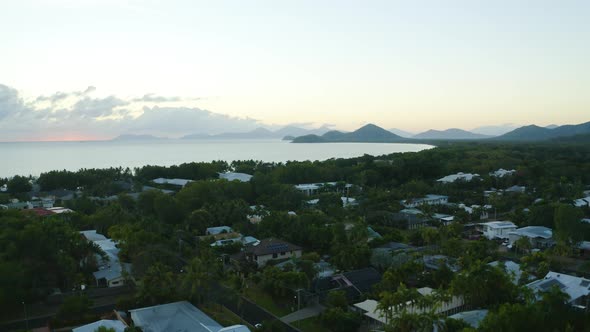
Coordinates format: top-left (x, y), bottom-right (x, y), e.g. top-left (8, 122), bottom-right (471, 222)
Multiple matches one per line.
top-left (0, 139), bottom-right (433, 177)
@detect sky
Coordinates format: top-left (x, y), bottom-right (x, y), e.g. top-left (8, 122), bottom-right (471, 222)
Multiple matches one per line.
top-left (1, 0), bottom-right (589, 141)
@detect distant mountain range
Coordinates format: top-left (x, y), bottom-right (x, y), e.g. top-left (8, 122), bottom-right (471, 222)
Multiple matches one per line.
top-left (182, 125), bottom-right (331, 140)
top-left (413, 128), bottom-right (491, 140)
top-left (291, 121), bottom-right (590, 143)
top-left (292, 124), bottom-right (408, 143)
top-left (113, 121), bottom-right (590, 143)
top-left (389, 128), bottom-right (415, 138)
top-left (493, 121), bottom-right (590, 141)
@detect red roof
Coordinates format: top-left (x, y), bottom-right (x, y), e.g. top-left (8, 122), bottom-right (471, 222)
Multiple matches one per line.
top-left (24, 208), bottom-right (55, 217)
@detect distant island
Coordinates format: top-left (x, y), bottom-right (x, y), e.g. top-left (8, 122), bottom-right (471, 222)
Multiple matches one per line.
top-left (111, 134), bottom-right (167, 141)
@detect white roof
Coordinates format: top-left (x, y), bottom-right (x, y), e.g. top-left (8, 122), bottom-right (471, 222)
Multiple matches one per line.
top-left (489, 261), bottom-right (524, 284)
top-left (449, 310), bottom-right (488, 328)
top-left (152, 178), bottom-right (193, 186)
top-left (206, 226), bottom-right (233, 235)
top-left (489, 168), bottom-right (516, 178)
top-left (482, 221), bottom-right (517, 229)
top-left (80, 230), bottom-right (108, 242)
top-left (129, 301), bottom-right (250, 332)
top-left (509, 226), bottom-right (552, 239)
top-left (72, 319), bottom-right (126, 332)
top-left (218, 172), bottom-right (253, 182)
top-left (437, 172), bottom-right (480, 183)
top-left (354, 287), bottom-right (463, 324)
top-left (527, 271), bottom-right (590, 304)
top-left (47, 207), bottom-right (74, 214)
top-left (573, 197), bottom-right (590, 207)
top-left (295, 182), bottom-right (352, 191)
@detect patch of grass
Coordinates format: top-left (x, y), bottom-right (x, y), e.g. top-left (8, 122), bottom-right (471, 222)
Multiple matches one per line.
top-left (200, 303), bottom-right (253, 328)
top-left (295, 317), bottom-right (331, 332)
top-left (243, 283), bottom-right (291, 317)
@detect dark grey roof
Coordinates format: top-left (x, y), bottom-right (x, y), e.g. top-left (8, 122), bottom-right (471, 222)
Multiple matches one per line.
top-left (342, 267), bottom-right (382, 293)
top-left (245, 238), bottom-right (301, 256)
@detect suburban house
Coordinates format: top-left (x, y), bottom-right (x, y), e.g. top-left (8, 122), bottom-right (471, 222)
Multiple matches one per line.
top-left (458, 204), bottom-right (492, 220)
top-left (206, 226), bottom-right (234, 235)
top-left (527, 272), bottom-right (590, 310)
top-left (210, 235), bottom-right (260, 247)
top-left (393, 208), bottom-right (429, 230)
top-left (352, 287), bottom-right (465, 329)
top-left (313, 267), bottom-right (382, 302)
top-left (218, 172), bottom-right (253, 182)
top-left (574, 196), bottom-right (590, 208)
top-left (243, 238), bottom-right (302, 267)
top-left (401, 194), bottom-right (449, 208)
top-left (489, 260), bottom-right (528, 285)
top-left (432, 213), bottom-right (454, 225)
top-left (151, 178), bottom-right (193, 187)
top-left (448, 310), bottom-right (489, 329)
top-left (489, 168), bottom-right (516, 177)
top-left (371, 242), bottom-right (423, 270)
top-left (480, 221), bottom-right (517, 240)
top-left (294, 182), bottom-right (353, 196)
top-left (508, 226), bottom-right (554, 249)
top-left (423, 255), bottom-right (460, 272)
top-left (129, 301), bottom-right (250, 332)
top-left (505, 185), bottom-right (526, 194)
top-left (437, 172), bottom-right (480, 183)
top-left (80, 230), bottom-right (132, 288)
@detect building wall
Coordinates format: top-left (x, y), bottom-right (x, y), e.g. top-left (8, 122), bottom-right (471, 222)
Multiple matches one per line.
top-left (483, 226), bottom-right (516, 240)
top-left (255, 250), bottom-right (302, 267)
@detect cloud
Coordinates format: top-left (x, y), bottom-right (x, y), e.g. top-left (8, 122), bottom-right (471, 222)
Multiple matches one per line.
top-left (34, 86), bottom-right (96, 104)
top-left (0, 84), bottom-right (263, 141)
top-left (0, 84), bottom-right (26, 120)
top-left (132, 93), bottom-right (183, 103)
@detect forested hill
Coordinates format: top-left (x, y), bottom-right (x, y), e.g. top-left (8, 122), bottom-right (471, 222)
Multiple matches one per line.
top-left (292, 124), bottom-right (409, 143)
top-left (493, 121), bottom-right (590, 141)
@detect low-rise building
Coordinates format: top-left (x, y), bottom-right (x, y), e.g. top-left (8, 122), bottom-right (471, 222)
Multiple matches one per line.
top-left (527, 272), bottom-right (590, 310)
top-left (437, 172), bottom-right (480, 183)
top-left (218, 172), bottom-right (253, 182)
top-left (352, 287), bottom-right (464, 329)
top-left (448, 310), bottom-right (488, 329)
top-left (244, 238), bottom-right (302, 267)
top-left (480, 221), bottom-right (517, 240)
top-left (80, 230), bottom-right (132, 288)
top-left (129, 301), bottom-right (250, 332)
top-left (489, 260), bottom-right (528, 285)
top-left (401, 195), bottom-right (448, 208)
top-left (574, 197), bottom-right (590, 208)
top-left (206, 226), bottom-right (233, 235)
top-left (294, 182), bottom-right (352, 196)
top-left (508, 226), bottom-right (554, 249)
top-left (489, 168), bottom-right (516, 178)
top-left (152, 178), bottom-right (193, 187)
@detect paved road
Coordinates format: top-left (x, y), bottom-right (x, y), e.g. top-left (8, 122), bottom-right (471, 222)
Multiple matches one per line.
top-left (280, 304), bottom-right (325, 323)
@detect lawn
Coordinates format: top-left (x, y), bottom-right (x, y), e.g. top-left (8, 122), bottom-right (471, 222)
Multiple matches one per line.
top-left (200, 303), bottom-right (254, 328)
top-left (295, 317), bottom-right (331, 332)
top-left (243, 283), bottom-right (292, 317)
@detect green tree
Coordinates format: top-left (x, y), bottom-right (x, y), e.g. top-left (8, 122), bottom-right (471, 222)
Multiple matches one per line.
top-left (7, 175), bottom-right (32, 193)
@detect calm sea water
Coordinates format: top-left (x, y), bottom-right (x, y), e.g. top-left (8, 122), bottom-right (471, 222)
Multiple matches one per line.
top-left (0, 140), bottom-right (433, 177)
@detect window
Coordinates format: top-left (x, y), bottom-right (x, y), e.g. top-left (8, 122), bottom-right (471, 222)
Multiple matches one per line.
top-left (272, 253), bottom-right (278, 258)
top-left (281, 252), bottom-right (286, 256)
